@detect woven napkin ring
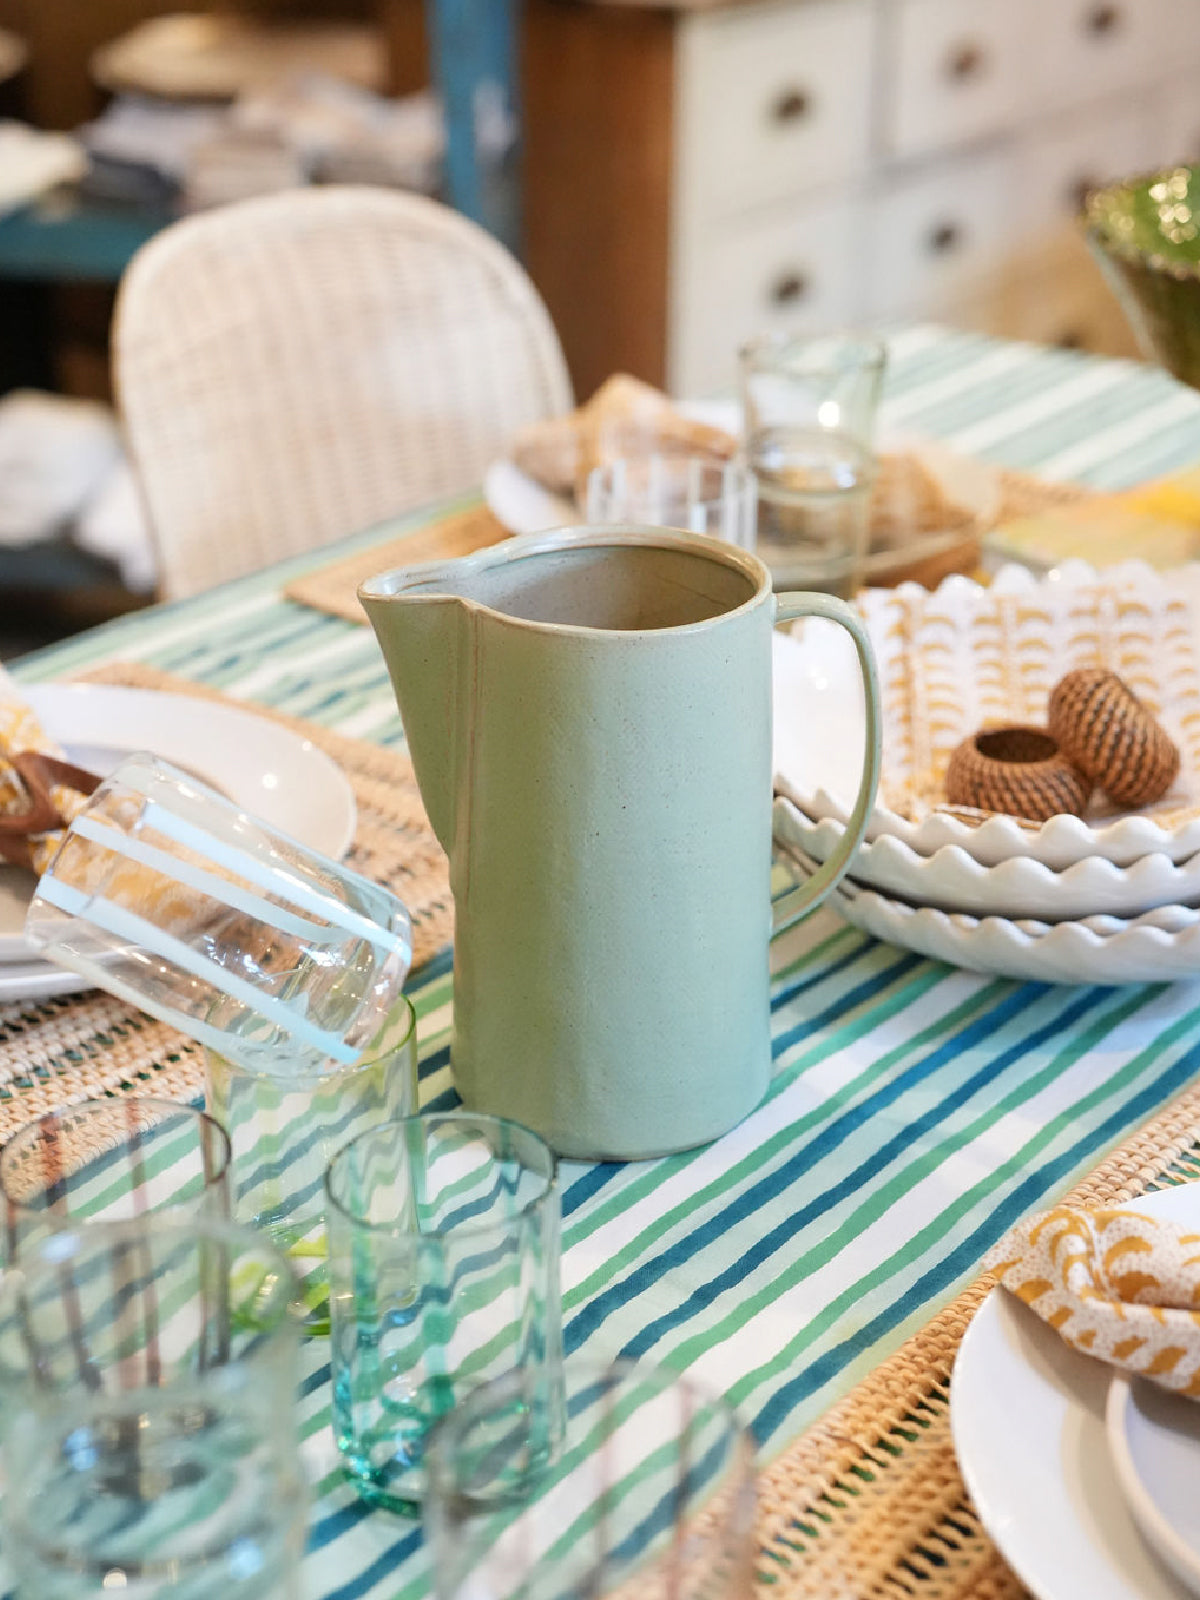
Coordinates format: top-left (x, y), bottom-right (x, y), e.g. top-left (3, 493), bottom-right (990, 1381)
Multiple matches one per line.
top-left (945, 725), bottom-right (1092, 823)
top-left (0, 751), bottom-right (100, 869)
top-left (1048, 667), bottom-right (1181, 808)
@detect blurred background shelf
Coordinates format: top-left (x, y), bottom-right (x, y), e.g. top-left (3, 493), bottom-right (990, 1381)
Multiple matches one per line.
top-left (517, 0), bottom-right (1200, 397)
top-left (0, 0), bottom-right (519, 653)
top-left (0, 190), bottom-right (171, 281)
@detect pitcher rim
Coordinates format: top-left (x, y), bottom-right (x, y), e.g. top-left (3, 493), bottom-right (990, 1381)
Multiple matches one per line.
top-left (357, 525), bottom-right (772, 638)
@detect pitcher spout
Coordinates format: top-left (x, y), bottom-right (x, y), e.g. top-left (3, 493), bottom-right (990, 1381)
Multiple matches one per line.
top-left (359, 568), bottom-right (470, 856)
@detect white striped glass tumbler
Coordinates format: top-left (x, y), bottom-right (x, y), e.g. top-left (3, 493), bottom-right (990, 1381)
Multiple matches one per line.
top-left (24, 752), bottom-right (412, 1078)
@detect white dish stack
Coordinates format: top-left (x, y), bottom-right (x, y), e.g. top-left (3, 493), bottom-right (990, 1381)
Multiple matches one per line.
top-left (772, 561), bottom-right (1200, 985)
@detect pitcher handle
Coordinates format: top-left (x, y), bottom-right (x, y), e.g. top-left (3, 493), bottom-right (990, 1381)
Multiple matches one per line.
top-left (772, 592), bottom-right (882, 932)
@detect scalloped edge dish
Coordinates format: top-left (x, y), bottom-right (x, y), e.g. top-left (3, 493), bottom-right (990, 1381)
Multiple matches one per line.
top-left (777, 833), bottom-right (1200, 985)
top-left (774, 795), bottom-right (1200, 920)
top-left (773, 560), bottom-right (1200, 870)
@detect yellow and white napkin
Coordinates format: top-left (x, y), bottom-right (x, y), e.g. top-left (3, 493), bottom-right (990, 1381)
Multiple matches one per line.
top-left (987, 1202), bottom-right (1200, 1397)
top-left (0, 666), bottom-right (89, 873)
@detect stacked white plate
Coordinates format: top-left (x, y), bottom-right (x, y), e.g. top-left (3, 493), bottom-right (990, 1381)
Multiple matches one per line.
top-left (772, 560), bottom-right (1200, 985)
top-left (0, 684), bottom-right (356, 1004)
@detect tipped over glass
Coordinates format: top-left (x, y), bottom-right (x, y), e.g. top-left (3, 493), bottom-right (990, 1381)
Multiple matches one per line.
top-left (24, 752), bottom-right (412, 1079)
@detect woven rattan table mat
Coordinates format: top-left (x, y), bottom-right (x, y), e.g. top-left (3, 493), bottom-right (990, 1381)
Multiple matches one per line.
top-left (0, 663), bottom-right (450, 1139)
top-left (284, 503), bottom-right (510, 624)
top-left (754, 1082), bottom-right (1200, 1599)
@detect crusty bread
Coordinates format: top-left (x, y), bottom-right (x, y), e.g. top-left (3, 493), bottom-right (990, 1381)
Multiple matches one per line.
top-left (510, 374), bottom-right (737, 504)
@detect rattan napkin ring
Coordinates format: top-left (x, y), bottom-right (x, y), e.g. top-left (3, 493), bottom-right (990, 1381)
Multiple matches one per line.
top-left (1048, 667), bottom-right (1180, 808)
top-left (944, 726), bottom-right (1091, 823)
top-left (0, 751), bottom-right (100, 869)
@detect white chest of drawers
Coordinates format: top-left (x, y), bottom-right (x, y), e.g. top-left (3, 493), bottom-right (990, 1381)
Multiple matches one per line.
top-left (522, 0), bottom-right (1196, 399)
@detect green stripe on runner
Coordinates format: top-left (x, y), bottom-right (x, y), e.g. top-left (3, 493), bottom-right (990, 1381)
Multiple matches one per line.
top-left (720, 984), bottom-right (1196, 1410)
top-left (560, 966), bottom-right (986, 1279)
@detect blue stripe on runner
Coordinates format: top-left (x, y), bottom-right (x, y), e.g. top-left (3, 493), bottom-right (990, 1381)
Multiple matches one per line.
top-left (767, 937), bottom-right (886, 1013)
top-left (751, 1027), bottom-right (1200, 1444)
top-left (769, 951), bottom-right (927, 1051)
top-left (579, 988), bottom-right (1108, 1360)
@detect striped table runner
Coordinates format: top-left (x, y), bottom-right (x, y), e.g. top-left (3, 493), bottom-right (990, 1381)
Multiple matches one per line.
top-left (8, 322), bottom-right (1200, 1600)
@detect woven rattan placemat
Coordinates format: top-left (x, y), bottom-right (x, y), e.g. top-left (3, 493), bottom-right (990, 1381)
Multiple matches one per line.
top-left (284, 502), bottom-right (510, 624)
top-left (0, 663), bottom-right (450, 1139)
top-left (754, 1083), bottom-right (1200, 1599)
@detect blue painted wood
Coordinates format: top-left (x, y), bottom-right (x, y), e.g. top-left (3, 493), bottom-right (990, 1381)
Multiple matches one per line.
top-left (426, 0), bottom-right (521, 251)
top-left (0, 192), bottom-right (171, 283)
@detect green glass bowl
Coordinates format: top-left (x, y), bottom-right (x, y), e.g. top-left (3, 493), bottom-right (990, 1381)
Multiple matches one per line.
top-left (1087, 165), bottom-right (1200, 389)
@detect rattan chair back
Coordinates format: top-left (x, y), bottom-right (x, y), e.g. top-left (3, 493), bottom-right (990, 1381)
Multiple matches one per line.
top-left (114, 186), bottom-right (572, 598)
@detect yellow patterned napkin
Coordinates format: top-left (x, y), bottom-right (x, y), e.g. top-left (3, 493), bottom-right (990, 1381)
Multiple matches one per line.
top-left (0, 666), bottom-right (91, 873)
top-left (987, 1203), bottom-right (1200, 1396)
top-left (986, 463), bottom-right (1200, 571)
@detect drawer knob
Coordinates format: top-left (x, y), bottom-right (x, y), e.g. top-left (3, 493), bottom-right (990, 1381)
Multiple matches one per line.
top-left (927, 221), bottom-right (963, 255)
top-left (770, 270), bottom-right (810, 306)
top-left (946, 42), bottom-right (986, 82)
top-left (1085, 3), bottom-right (1120, 35)
top-left (770, 86), bottom-right (812, 125)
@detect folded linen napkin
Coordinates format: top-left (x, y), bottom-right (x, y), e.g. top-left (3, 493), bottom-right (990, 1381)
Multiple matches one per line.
top-left (986, 1202), bottom-right (1200, 1397)
top-left (0, 667), bottom-right (97, 872)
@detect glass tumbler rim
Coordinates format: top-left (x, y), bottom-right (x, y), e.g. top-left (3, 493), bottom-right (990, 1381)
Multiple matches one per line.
top-left (423, 1356), bottom-right (757, 1519)
top-left (738, 328), bottom-right (888, 375)
top-left (203, 988), bottom-right (418, 1083)
top-left (0, 1211), bottom-right (302, 1385)
top-left (585, 454), bottom-right (757, 508)
top-left (588, 453), bottom-right (756, 486)
top-left (0, 1093), bottom-right (232, 1190)
top-left (324, 1109), bottom-right (559, 1240)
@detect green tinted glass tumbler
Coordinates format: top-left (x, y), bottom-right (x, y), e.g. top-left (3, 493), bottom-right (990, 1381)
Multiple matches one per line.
top-left (325, 1111), bottom-right (563, 1512)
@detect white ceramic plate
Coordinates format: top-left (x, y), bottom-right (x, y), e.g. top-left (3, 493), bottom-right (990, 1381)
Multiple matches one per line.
top-left (1108, 1375), bottom-right (1200, 1597)
top-left (775, 795), bottom-right (1200, 921)
top-left (0, 685), bottom-right (357, 987)
top-left (0, 958), bottom-right (94, 1003)
top-left (951, 1184), bottom-right (1199, 1600)
top-left (774, 561), bottom-right (1200, 871)
top-left (483, 457), bottom-right (576, 535)
top-left (776, 828), bottom-right (1200, 984)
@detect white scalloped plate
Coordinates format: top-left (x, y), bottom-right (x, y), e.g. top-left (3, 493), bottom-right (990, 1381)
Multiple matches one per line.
top-left (773, 561), bottom-right (1200, 870)
top-left (774, 795), bottom-right (1200, 920)
top-left (776, 836), bottom-right (1200, 984)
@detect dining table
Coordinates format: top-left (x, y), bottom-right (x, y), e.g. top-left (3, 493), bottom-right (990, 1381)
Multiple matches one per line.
top-left (9, 318), bottom-right (1200, 1600)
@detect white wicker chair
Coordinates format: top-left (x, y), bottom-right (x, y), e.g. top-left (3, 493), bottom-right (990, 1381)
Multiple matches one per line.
top-left (113, 186), bottom-right (573, 599)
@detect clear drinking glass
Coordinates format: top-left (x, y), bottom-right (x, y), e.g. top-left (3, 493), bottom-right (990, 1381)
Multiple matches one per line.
top-left (24, 752), bottom-right (412, 1079)
top-left (585, 456), bottom-right (758, 548)
top-left (739, 332), bottom-right (887, 596)
top-left (425, 1361), bottom-right (757, 1600)
top-left (0, 1214), bottom-right (305, 1599)
top-left (325, 1111), bottom-right (563, 1512)
top-left (0, 1096), bottom-right (231, 1265)
top-left (206, 991), bottom-right (418, 1332)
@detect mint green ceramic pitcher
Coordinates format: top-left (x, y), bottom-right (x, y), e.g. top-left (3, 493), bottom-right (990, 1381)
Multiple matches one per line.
top-left (361, 527), bottom-right (880, 1160)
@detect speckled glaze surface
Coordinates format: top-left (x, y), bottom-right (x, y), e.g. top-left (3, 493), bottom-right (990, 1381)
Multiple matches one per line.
top-left (362, 527), bottom-right (879, 1160)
